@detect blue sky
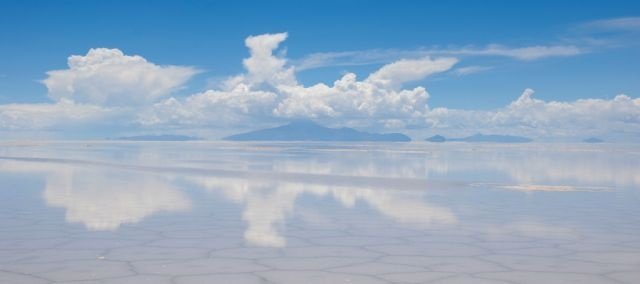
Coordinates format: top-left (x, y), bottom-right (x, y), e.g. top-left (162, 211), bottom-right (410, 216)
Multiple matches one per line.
top-left (0, 0), bottom-right (639, 140)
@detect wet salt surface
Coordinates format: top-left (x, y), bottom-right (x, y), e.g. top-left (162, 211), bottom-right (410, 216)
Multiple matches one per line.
top-left (0, 141), bottom-right (639, 283)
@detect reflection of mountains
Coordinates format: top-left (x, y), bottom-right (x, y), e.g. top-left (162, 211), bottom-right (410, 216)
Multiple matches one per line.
top-left (266, 145), bottom-right (640, 188)
top-left (0, 142), bottom-right (636, 247)
top-left (418, 146), bottom-right (640, 188)
top-left (3, 143), bottom-right (636, 188)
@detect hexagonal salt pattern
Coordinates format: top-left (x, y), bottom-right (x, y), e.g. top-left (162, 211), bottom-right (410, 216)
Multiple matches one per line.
top-left (0, 141), bottom-right (638, 283)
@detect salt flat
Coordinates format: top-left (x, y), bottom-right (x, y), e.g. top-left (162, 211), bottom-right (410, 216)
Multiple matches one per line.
top-left (0, 141), bottom-right (638, 283)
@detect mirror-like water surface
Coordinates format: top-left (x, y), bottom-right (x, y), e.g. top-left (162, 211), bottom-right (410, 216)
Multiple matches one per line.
top-left (0, 142), bottom-right (639, 283)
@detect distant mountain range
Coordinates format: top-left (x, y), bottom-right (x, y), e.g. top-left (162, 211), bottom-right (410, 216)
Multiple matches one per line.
top-left (426, 133), bottom-right (532, 143)
top-left (115, 135), bottom-right (201, 141)
top-left (583, 137), bottom-right (604, 143)
top-left (425, 135), bottom-right (446, 142)
top-left (224, 120), bottom-right (411, 142)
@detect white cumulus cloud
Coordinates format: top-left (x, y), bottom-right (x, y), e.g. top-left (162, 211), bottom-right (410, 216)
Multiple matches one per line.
top-left (273, 71), bottom-right (433, 121)
top-left (425, 89), bottom-right (640, 138)
top-left (271, 57), bottom-right (456, 125)
top-left (240, 32), bottom-right (296, 86)
top-left (139, 33), bottom-right (294, 128)
top-left (43, 48), bottom-right (199, 106)
top-left (1, 32), bottom-right (638, 140)
top-left (139, 84), bottom-right (278, 127)
top-left (141, 36), bottom-right (456, 129)
top-left (0, 99), bottom-right (117, 130)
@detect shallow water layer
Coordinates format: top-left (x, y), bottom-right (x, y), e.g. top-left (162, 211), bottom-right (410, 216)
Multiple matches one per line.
top-left (0, 141), bottom-right (639, 284)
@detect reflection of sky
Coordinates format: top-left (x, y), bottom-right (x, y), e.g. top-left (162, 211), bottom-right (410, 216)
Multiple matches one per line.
top-left (189, 176), bottom-right (456, 247)
top-left (0, 142), bottom-right (638, 247)
top-left (43, 168), bottom-right (191, 231)
top-left (0, 160), bottom-right (191, 231)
